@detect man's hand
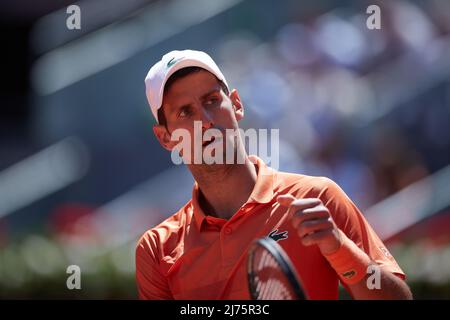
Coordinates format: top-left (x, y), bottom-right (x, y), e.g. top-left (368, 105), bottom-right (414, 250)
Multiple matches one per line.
top-left (277, 194), bottom-right (413, 299)
top-left (277, 194), bottom-right (342, 255)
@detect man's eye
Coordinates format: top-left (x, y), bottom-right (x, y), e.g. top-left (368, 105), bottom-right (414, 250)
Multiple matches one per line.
top-left (205, 97), bottom-right (218, 106)
top-left (178, 107), bottom-right (191, 118)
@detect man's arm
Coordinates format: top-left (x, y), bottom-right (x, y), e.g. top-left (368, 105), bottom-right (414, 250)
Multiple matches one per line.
top-left (277, 193), bottom-right (412, 300)
top-left (347, 265), bottom-right (412, 299)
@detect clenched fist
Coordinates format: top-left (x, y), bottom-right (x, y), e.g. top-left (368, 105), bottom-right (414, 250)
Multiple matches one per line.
top-left (277, 194), bottom-right (343, 255)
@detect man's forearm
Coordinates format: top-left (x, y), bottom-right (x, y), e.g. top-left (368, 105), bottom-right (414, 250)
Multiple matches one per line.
top-left (348, 269), bottom-right (413, 300)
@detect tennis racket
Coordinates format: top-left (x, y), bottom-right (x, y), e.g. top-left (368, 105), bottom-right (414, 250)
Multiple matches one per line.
top-left (247, 237), bottom-right (307, 300)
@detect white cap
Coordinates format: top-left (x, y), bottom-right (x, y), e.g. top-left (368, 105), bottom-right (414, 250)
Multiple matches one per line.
top-left (144, 49), bottom-right (229, 123)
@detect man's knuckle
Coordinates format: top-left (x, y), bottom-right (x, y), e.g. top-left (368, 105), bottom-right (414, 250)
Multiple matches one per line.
top-left (324, 220), bottom-right (333, 228)
top-left (301, 237), bottom-right (312, 246)
top-left (298, 225), bottom-right (306, 235)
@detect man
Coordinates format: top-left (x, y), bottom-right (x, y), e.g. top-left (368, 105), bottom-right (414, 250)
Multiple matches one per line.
top-left (136, 49), bottom-right (412, 300)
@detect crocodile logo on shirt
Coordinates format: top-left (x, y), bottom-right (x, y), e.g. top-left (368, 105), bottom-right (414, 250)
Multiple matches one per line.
top-left (268, 229), bottom-right (288, 242)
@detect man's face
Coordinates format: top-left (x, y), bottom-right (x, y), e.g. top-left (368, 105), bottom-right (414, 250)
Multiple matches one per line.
top-left (153, 69), bottom-right (244, 165)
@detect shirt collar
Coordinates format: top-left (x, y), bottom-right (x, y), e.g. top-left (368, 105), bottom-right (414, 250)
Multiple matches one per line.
top-left (191, 155), bottom-right (275, 230)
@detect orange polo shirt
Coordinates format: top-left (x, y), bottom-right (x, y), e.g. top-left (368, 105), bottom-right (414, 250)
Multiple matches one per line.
top-left (135, 156), bottom-right (405, 299)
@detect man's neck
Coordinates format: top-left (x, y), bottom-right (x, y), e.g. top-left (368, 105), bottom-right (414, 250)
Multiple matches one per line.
top-left (190, 157), bottom-right (258, 220)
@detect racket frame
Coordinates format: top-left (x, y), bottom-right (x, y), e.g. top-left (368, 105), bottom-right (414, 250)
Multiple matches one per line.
top-left (247, 237), bottom-right (306, 300)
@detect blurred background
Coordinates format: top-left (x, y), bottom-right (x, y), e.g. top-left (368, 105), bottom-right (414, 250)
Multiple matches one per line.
top-left (1, 0), bottom-right (450, 299)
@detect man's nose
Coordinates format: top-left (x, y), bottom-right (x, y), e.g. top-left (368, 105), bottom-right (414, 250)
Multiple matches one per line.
top-left (199, 107), bottom-right (214, 130)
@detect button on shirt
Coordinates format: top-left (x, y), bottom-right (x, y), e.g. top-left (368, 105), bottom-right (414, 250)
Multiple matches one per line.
top-left (136, 156), bottom-right (405, 299)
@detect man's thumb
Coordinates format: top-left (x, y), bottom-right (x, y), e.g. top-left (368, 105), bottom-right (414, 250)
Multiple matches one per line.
top-left (277, 194), bottom-right (296, 207)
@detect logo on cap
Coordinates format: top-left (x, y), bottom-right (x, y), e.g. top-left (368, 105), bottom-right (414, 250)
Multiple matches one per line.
top-left (167, 57), bottom-right (182, 68)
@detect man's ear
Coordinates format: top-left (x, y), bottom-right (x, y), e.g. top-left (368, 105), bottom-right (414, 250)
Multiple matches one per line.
top-left (229, 89), bottom-right (244, 121)
top-left (153, 124), bottom-right (177, 151)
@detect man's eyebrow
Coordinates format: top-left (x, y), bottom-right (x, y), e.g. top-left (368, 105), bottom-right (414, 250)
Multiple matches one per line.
top-left (168, 86), bottom-right (222, 114)
top-left (173, 103), bottom-right (192, 113)
top-left (200, 87), bottom-right (221, 100)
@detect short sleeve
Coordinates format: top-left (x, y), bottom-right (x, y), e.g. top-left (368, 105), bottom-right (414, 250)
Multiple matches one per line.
top-left (135, 232), bottom-right (174, 299)
top-left (318, 178), bottom-right (406, 280)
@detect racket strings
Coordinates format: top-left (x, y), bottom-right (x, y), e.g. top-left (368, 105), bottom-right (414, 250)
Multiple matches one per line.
top-left (251, 248), bottom-right (297, 300)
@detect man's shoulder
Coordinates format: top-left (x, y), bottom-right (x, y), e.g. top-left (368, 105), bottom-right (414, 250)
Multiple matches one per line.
top-left (274, 170), bottom-right (339, 195)
top-left (136, 201), bottom-right (193, 252)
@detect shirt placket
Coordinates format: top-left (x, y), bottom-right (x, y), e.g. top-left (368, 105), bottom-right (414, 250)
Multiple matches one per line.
top-left (219, 203), bottom-right (255, 269)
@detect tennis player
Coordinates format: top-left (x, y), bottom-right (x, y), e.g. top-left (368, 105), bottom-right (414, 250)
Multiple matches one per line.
top-left (136, 49), bottom-right (412, 300)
